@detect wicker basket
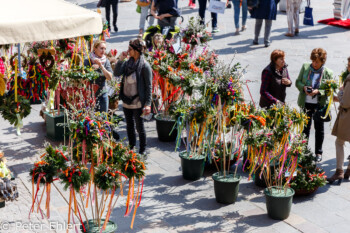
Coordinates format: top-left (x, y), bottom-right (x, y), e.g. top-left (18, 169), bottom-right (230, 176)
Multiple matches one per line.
top-left (294, 187), bottom-right (318, 196)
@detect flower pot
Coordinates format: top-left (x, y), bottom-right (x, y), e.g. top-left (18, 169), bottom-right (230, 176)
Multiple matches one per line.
top-left (294, 187), bottom-right (318, 196)
top-left (213, 172), bottom-right (241, 204)
top-left (80, 219), bottom-right (117, 233)
top-left (44, 110), bottom-right (68, 141)
top-left (0, 199), bottom-right (5, 208)
top-left (179, 151), bottom-right (205, 180)
top-left (264, 186), bottom-right (295, 220)
top-left (155, 114), bottom-right (177, 142)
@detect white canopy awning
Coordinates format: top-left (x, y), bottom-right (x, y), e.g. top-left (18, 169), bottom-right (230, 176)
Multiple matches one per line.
top-left (0, 0), bottom-right (103, 44)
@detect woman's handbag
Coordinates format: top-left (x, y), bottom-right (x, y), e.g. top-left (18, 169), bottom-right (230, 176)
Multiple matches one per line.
top-left (303, 0), bottom-right (314, 26)
top-left (97, 0), bottom-right (107, 7)
top-left (313, 105), bottom-right (331, 122)
top-left (136, 0), bottom-right (151, 7)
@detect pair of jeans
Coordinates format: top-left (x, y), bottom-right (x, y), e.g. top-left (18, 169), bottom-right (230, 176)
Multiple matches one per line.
top-left (303, 103), bottom-right (324, 155)
top-left (286, 0), bottom-right (302, 34)
top-left (232, 0), bottom-right (247, 29)
top-left (139, 5), bottom-right (154, 31)
top-left (198, 0), bottom-right (218, 28)
top-left (96, 93), bottom-right (109, 113)
top-left (254, 19), bottom-right (272, 45)
top-left (123, 107), bottom-right (146, 154)
top-left (105, 0), bottom-right (118, 29)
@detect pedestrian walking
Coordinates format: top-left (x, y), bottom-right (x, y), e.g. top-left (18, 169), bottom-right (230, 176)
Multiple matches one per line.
top-left (114, 39), bottom-right (152, 155)
top-left (285, 0), bottom-right (302, 37)
top-left (295, 48), bottom-right (333, 162)
top-left (231, 0), bottom-right (248, 35)
top-left (249, 0), bottom-right (280, 47)
top-left (84, 40), bottom-right (113, 113)
top-left (259, 49), bottom-right (292, 108)
top-left (105, 0), bottom-right (119, 32)
top-left (139, 0), bottom-right (154, 36)
top-left (198, 0), bottom-right (220, 33)
top-left (328, 59), bottom-right (350, 185)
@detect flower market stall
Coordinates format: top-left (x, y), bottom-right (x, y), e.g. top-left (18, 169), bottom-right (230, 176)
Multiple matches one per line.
top-left (0, 0), bottom-right (144, 231)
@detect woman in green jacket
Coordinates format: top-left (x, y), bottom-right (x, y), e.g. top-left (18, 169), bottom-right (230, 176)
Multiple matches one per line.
top-left (295, 48), bottom-right (333, 162)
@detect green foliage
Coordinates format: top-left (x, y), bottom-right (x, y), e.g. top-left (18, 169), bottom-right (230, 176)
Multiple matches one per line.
top-left (63, 66), bottom-right (99, 81)
top-left (29, 161), bottom-right (57, 184)
top-left (94, 164), bottom-right (124, 191)
top-left (0, 94), bottom-right (31, 126)
top-left (120, 151), bottom-right (146, 180)
top-left (289, 147), bottom-right (327, 191)
top-left (59, 165), bottom-right (90, 192)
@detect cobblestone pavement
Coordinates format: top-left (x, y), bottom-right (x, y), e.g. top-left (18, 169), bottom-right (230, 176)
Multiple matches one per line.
top-left (1, 0), bottom-right (350, 232)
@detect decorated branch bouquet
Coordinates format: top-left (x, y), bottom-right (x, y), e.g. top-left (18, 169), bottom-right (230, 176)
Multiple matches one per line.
top-left (242, 104), bottom-right (309, 193)
top-left (145, 39), bottom-right (219, 120)
top-left (181, 17), bottom-right (212, 46)
top-left (29, 108), bottom-right (146, 232)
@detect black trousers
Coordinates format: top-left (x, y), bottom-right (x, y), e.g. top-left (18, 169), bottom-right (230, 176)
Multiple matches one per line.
top-left (123, 107), bottom-right (146, 154)
top-left (198, 0), bottom-right (218, 28)
top-left (303, 103), bottom-right (324, 155)
top-left (105, 0), bottom-right (118, 28)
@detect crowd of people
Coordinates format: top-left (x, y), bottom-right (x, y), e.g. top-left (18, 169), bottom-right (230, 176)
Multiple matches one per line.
top-left (259, 49), bottom-right (350, 185)
top-left (93, 0), bottom-right (350, 185)
top-left (102, 0), bottom-right (307, 47)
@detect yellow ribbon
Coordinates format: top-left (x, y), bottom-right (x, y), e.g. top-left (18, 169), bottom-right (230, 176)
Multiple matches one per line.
top-left (14, 59), bottom-right (18, 102)
top-left (321, 89), bottom-right (333, 120)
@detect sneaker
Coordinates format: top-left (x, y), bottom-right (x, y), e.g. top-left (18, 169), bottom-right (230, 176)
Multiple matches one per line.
top-left (235, 30), bottom-right (240, 35)
top-left (212, 27), bottom-right (220, 33)
top-left (315, 154), bottom-right (322, 162)
top-left (252, 40), bottom-right (258, 45)
top-left (264, 42), bottom-right (270, 47)
top-left (190, 3), bottom-right (196, 8)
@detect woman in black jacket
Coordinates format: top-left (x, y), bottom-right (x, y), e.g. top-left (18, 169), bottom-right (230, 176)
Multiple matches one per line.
top-left (114, 39), bottom-right (152, 155)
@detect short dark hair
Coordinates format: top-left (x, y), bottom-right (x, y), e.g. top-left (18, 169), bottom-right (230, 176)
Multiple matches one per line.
top-left (270, 50), bottom-right (285, 63)
top-left (310, 48), bottom-right (327, 64)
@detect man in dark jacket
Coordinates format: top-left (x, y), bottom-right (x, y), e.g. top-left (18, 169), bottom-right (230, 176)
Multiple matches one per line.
top-left (249, 0), bottom-right (280, 47)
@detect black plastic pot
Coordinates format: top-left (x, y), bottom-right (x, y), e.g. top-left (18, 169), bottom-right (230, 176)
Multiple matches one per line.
top-left (265, 186), bottom-right (295, 220)
top-left (155, 114), bottom-right (177, 142)
top-left (44, 110), bottom-right (67, 141)
top-left (0, 199), bottom-right (5, 208)
top-left (213, 173), bottom-right (241, 204)
top-left (80, 219), bottom-right (117, 233)
top-left (179, 151), bottom-right (205, 180)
